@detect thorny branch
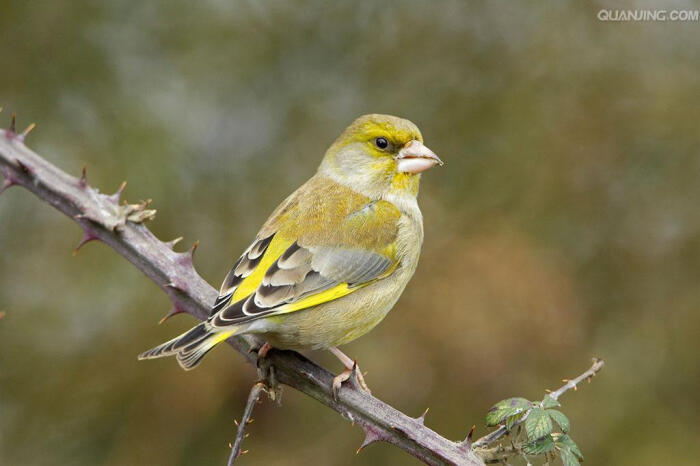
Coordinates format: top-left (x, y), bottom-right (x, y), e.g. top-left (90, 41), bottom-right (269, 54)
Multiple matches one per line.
top-left (0, 114), bottom-right (603, 465)
top-left (228, 382), bottom-right (267, 465)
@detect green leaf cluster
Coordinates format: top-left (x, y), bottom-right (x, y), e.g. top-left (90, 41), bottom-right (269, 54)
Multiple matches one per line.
top-left (485, 395), bottom-right (583, 465)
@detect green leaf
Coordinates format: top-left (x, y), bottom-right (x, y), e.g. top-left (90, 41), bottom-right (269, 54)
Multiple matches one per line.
top-left (541, 395), bottom-right (560, 409)
top-left (547, 410), bottom-right (570, 433)
top-left (522, 434), bottom-right (555, 455)
top-left (505, 413), bottom-right (521, 430)
top-left (559, 447), bottom-right (581, 466)
top-left (525, 408), bottom-right (553, 440)
top-left (485, 397), bottom-right (530, 427)
top-left (555, 434), bottom-right (583, 460)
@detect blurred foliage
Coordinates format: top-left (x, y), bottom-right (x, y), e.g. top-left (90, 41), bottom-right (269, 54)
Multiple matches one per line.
top-left (1, 1), bottom-right (699, 465)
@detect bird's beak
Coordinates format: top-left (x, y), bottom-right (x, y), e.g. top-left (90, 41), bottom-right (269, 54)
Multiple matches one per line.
top-left (395, 140), bottom-right (443, 174)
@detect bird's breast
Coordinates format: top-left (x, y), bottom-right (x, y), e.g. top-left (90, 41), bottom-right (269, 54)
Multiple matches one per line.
top-left (394, 202), bottom-right (424, 274)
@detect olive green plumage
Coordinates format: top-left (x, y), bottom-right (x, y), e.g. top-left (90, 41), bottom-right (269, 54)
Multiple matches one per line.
top-left (139, 114), bottom-right (442, 370)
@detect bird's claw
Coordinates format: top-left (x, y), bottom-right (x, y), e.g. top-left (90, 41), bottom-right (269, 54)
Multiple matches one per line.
top-left (331, 362), bottom-right (371, 401)
top-left (354, 365), bottom-right (371, 394)
top-left (332, 368), bottom-right (352, 401)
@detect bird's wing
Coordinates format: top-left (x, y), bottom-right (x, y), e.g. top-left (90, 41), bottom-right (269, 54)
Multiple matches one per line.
top-left (208, 175), bottom-right (401, 327)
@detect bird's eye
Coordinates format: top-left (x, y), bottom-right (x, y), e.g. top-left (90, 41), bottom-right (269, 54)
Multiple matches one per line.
top-left (374, 137), bottom-right (389, 150)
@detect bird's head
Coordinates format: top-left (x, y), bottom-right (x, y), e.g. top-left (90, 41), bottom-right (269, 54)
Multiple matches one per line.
top-left (319, 114), bottom-right (442, 199)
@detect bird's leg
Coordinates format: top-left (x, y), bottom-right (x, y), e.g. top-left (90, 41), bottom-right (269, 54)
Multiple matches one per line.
top-left (248, 341), bottom-right (273, 366)
top-left (329, 346), bottom-right (371, 400)
top-left (257, 342), bottom-right (273, 359)
top-left (250, 341), bottom-right (282, 401)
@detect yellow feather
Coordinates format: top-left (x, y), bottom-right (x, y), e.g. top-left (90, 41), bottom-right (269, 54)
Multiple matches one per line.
top-left (212, 330), bottom-right (235, 345)
top-left (279, 283), bottom-right (355, 312)
top-left (231, 235), bottom-right (294, 301)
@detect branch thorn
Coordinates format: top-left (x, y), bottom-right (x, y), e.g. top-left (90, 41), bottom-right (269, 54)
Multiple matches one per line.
top-left (458, 425), bottom-right (476, 451)
top-left (73, 231), bottom-right (98, 256)
top-left (110, 181), bottom-right (127, 203)
top-left (19, 122), bottom-right (36, 142)
top-left (190, 240), bottom-right (200, 257)
top-left (0, 166), bottom-right (17, 194)
top-left (158, 306), bottom-right (185, 325)
top-left (415, 407), bottom-right (429, 425)
top-left (357, 427), bottom-right (383, 454)
top-left (79, 165), bottom-right (88, 188)
top-left (9, 113), bottom-right (16, 133)
top-left (174, 240), bottom-right (199, 268)
top-left (165, 236), bottom-right (183, 250)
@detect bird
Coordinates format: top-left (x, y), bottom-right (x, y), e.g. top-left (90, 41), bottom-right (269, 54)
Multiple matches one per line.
top-left (138, 114), bottom-right (442, 397)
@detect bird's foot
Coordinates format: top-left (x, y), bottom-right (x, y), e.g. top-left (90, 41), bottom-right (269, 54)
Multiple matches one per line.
top-left (328, 346), bottom-right (371, 400)
top-left (331, 361), bottom-right (371, 401)
top-left (251, 342), bottom-right (282, 402)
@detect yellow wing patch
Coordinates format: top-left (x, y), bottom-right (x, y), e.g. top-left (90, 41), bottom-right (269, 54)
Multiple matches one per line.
top-left (276, 258), bottom-right (399, 314)
top-left (231, 235), bottom-right (294, 302)
top-left (278, 283), bottom-right (354, 312)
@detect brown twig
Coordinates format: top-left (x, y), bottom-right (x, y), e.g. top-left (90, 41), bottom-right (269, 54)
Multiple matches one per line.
top-left (0, 120), bottom-right (485, 465)
top-left (228, 382), bottom-right (266, 465)
top-left (548, 358), bottom-right (604, 401)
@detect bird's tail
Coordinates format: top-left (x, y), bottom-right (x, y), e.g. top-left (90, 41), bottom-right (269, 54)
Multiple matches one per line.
top-left (138, 322), bottom-right (236, 370)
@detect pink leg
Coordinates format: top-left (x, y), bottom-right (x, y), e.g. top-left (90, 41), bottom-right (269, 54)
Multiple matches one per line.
top-left (257, 342), bottom-right (273, 359)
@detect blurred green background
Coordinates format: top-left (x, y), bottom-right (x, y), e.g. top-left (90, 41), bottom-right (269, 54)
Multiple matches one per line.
top-left (1, 1), bottom-right (699, 465)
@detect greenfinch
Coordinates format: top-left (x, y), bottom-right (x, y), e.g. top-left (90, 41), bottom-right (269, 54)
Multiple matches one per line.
top-left (139, 114), bottom-right (442, 394)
